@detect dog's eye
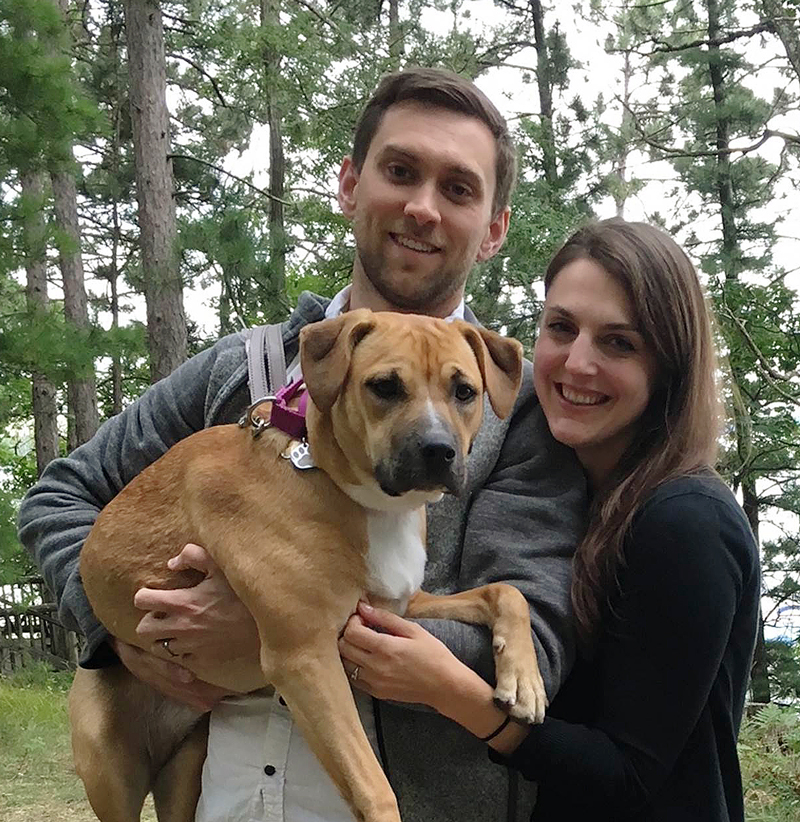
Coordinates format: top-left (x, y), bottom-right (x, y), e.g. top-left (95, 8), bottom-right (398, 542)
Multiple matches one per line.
top-left (454, 383), bottom-right (477, 403)
top-left (367, 375), bottom-right (406, 401)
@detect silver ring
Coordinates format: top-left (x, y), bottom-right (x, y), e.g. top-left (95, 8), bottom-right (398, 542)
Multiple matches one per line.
top-left (161, 638), bottom-right (179, 658)
top-left (349, 665), bottom-right (360, 682)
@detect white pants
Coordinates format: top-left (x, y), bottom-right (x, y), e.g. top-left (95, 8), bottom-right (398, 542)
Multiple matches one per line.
top-left (195, 690), bottom-right (382, 822)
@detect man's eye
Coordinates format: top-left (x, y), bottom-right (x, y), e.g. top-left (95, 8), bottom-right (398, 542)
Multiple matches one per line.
top-left (367, 376), bottom-right (406, 401)
top-left (454, 383), bottom-right (477, 402)
top-left (447, 182), bottom-right (472, 199)
top-left (387, 164), bottom-right (412, 181)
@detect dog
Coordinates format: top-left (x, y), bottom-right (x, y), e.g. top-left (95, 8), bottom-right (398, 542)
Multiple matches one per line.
top-left (68, 309), bottom-right (546, 822)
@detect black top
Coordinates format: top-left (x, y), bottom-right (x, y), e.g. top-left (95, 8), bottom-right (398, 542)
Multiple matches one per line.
top-left (493, 473), bottom-right (760, 821)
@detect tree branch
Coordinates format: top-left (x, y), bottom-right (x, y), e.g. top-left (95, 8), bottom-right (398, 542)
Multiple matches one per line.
top-left (167, 53), bottom-right (229, 108)
top-left (720, 306), bottom-right (800, 404)
top-left (289, 0), bottom-right (341, 33)
top-left (167, 154), bottom-right (293, 206)
top-left (647, 21), bottom-right (775, 53)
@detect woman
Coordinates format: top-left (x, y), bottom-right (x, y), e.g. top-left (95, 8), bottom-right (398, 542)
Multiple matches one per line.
top-left (339, 219), bottom-right (760, 821)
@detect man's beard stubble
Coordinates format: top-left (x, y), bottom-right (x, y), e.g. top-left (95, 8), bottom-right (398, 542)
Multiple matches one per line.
top-left (355, 245), bottom-right (471, 313)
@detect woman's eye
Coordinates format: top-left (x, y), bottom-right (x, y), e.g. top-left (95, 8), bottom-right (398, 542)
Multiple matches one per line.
top-left (606, 335), bottom-right (636, 353)
top-left (547, 321), bottom-right (573, 335)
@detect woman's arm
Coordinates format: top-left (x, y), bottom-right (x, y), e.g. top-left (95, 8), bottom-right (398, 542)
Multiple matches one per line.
top-left (338, 602), bottom-right (529, 754)
top-left (341, 484), bottom-right (758, 815)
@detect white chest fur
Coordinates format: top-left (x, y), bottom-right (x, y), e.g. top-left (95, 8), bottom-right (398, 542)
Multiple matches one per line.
top-left (363, 509), bottom-right (426, 613)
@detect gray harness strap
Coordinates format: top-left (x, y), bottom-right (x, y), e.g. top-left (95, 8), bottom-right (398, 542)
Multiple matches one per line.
top-left (246, 323), bottom-right (286, 402)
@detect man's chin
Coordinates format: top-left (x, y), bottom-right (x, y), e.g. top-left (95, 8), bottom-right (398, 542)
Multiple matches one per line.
top-left (366, 274), bottom-right (463, 314)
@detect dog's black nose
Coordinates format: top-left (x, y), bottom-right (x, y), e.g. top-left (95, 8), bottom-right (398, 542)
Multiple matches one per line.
top-left (422, 440), bottom-right (456, 467)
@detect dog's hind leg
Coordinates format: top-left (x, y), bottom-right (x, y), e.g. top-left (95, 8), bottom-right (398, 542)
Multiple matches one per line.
top-left (151, 714), bottom-right (209, 822)
top-left (270, 641), bottom-right (400, 822)
top-left (69, 667), bottom-right (152, 822)
top-left (405, 584), bottom-right (547, 724)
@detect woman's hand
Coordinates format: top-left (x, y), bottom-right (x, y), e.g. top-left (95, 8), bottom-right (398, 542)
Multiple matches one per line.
top-left (338, 601), bottom-right (462, 712)
top-left (339, 601), bottom-right (533, 754)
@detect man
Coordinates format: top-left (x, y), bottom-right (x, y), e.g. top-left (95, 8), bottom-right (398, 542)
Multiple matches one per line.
top-left (18, 67), bottom-right (585, 821)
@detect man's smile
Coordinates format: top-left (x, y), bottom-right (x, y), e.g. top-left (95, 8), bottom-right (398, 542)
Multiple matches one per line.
top-left (389, 233), bottom-right (441, 254)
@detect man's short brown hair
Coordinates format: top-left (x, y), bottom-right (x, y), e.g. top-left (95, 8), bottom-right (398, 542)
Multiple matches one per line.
top-left (351, 67), bottom-right (517, 217)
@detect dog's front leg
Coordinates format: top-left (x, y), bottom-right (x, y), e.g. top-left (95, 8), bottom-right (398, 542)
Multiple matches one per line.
top-left (405, 584), bottom-right (546, 724)
top-left (260, 637), bottom-right (400, 822)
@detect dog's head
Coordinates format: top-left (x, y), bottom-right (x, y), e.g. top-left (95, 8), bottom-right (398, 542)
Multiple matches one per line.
top-left (300, 309), bottom-right (523, 508)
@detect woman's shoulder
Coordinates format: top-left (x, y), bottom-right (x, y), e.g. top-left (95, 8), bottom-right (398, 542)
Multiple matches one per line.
top-left (630, 472), bottom-right (758, 569)
top-left (640, 471), bottom-right (739, 514)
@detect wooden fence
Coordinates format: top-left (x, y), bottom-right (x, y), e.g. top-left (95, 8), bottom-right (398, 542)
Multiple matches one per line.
top-left (0, 576), bottom-right (80, 674)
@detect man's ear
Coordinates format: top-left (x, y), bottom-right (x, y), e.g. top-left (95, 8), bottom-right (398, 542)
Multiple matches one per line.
top-left (300, 309), bottom-right (375, 411)
top-left (476, 206), bottom-right (510, 262)
top-left (457, 322), bottom-right (523, 420)
top-left (338, 157), bottom-right (359, 219)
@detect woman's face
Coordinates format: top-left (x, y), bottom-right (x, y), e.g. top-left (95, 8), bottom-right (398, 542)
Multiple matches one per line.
top-left (534, 258), bottom-right (658, 484)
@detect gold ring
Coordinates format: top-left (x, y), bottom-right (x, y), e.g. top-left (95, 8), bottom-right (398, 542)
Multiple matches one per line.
top-left (161, 638), bottom-right (179, 658)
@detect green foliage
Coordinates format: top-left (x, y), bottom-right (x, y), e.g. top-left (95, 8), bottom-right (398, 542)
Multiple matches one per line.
top-left (0, 0), bottom-right (100, 175)
top-left (740, 704), bottom-right (800, 819)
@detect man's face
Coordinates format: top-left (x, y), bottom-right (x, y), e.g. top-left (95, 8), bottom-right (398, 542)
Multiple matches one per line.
top-left (338, 101), bottom-right (510, 317)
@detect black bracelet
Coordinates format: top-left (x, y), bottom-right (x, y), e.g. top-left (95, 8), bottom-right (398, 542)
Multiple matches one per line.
top-left (479, 715), bottom-right (511, 742)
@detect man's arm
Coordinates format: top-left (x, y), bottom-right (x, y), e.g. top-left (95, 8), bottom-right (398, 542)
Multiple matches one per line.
top-left (417, 367), bottom-right (587, 698)
top-left (17, 334), bottom-right (245, 667)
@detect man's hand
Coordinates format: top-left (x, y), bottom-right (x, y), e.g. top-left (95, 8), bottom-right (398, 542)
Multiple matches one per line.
top-left (110, 636), bottom-right (229, 712)
top-left (117, 543), bottom-right (262, 710)
top-left (133, 543), bottom-right (261, 661)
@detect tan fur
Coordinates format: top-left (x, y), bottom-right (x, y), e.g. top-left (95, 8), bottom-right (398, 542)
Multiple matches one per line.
top-left (70, 311), bottom-right (543, 822)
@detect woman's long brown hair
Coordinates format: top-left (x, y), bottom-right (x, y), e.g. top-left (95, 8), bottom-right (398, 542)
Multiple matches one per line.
top-left (543, 220), bottom-right (722, 647)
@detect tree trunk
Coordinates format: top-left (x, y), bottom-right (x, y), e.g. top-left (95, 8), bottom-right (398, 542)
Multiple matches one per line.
top-left (388, 0), bottom-right (402, 69)
top-left (46, 0), bottom-right (99, 448)
top-left (51, 168), bottom-right (100, 447)
top-left (109, 7), bottom-right (124, 415)
top-left (614, 50), bottom-right (634, 218)
top-left (743, 480), bottom-right (771, 703)
top-left (22, 172), bottom-right (60, 476)
top-left (760, 0), bottom-right (800, 82)
top-left (124, 0), bottom-right (187, 383)
top-left (707, 0), bottom-right (769, 702)
top-left (707, 0), bottom-right (739, 280)
top-left (261, 0), bottom-right (287, 321)
top-left (530, 0), bottom-right (558, 187)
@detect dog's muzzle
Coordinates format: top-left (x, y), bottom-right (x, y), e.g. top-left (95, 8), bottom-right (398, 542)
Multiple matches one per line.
top-left (375, 423), bottom-right (465, 497)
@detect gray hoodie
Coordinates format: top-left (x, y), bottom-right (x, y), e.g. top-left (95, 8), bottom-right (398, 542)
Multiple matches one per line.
top-left (18, 291), bottom-right (587, 822)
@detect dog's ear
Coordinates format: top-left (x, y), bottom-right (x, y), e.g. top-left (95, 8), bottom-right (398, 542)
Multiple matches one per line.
top-left (457, 323), bottom-right (523, 420)
top-left (300, 309), bottom-right (376, 410)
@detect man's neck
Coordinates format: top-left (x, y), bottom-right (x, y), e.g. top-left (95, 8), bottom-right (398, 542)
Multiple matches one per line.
top-left (348, 269), bottom-right (463, 319)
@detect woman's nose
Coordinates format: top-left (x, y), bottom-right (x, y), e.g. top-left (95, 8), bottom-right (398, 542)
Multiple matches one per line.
top-left (564, 334), bottom-right (598, 375)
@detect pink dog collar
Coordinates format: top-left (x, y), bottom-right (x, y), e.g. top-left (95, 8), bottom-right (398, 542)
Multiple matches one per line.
top-left (269, 379), bottom-right (308, 439)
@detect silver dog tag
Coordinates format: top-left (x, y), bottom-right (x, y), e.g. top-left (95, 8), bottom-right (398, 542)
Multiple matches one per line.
top-left (282, 439), bottom-right (316, 470)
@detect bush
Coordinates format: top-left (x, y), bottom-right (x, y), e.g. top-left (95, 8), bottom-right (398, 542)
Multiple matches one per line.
top-left (740, 704), bottom-right (800, 821)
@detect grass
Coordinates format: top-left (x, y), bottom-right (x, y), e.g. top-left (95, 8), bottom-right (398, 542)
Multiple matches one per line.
top-left (0, 661), bottom-right (155, 822)
top-left (1, 663), bottom-right (799, 821)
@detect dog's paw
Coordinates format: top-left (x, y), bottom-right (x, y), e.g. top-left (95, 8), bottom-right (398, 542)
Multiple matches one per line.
top-left (492, 644), bottom-right (547, 725)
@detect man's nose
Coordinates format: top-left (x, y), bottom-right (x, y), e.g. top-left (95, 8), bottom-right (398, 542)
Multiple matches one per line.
top-left (564, 334), bottom-right (598, 375)
top-left (404, 183), bottom-right (440, 227)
